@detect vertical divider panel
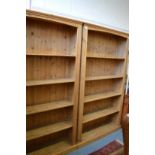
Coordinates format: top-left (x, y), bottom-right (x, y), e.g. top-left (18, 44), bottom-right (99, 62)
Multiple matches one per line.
top-left (78, 25), bottom-right (88, 141)
top-left (71, 25), bottom-right (82, 144)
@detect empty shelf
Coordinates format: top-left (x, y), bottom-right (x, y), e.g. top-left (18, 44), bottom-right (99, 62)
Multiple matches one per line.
top-left (83, 108), bottom-right (119, 123)
top-left (82, 123), bottom-right (120, 141)
top-left (27, 52), bottom-right (76, 57)
top-left (27, 121), bottom-right (72, 141)
top-left (26, 78), bottom-right (74, 86)
top-left (86, 75), bottom-right (123, 81)
top-left (27, 141), bottom-right (71, 155)
top-left (87, 53), bottom-right (125, 60)
top-left (27, 100), bottom-right (73, 115)
top-left (84, 91), bottom-right (121, 103)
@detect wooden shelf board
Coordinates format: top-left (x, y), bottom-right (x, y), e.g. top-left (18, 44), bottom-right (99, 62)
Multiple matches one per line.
top-left (27, 121), bottom-right (72, 141)
top-left (84, 91), bottom-right (121, 103)
top-left (27, 100), bottom-right (73, 115)
top-left (82, 123), bottom-right (120, 141)
top-left (86, 75), bottom-right (123, 81)
top-left (83, 108), bottom-right (119, 123)
top-left (27, 141), bottom-right (71, 155)
top-left (87, 54), bottom-right (125, 60)
top-left (26, 52), bottom-right (76, 58)
top-left (26, 78), bottom-right (74, 86)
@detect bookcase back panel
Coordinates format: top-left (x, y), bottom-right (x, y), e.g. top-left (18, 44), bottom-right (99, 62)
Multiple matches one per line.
top-left (27, 129), bottom-right (72, 153)
top-left (27, 107), bottom-right (72, 130)
top-left (27, 18), bottom-right (77, 56)
top-left (26, 83), bottom-right (73, 106)
top-left (87, 30), bottom-right (127, 58)
top-left (84, 96), bottom-right (120, 114)
top-left (85, 79), bottom-right (123, 96)
top-left (26, 56), bottom-right (75, 81)
top-left (86, 58), bottom-right (124, 77)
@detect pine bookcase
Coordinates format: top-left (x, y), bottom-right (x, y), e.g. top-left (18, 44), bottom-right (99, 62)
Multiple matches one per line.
top-left (26, 10), bottom-right (129, 155)
top-left (78, 24), bottom-right (128, 143)
top-left (26, 10), bottom-right (82, 154)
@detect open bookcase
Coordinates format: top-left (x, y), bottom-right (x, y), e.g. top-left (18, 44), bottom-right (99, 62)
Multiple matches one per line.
top-left (26, 10), bottom-right (129, 155)
top-left (78, 24), bottom-right (128, 143)
top-left (26, 10), bottom-right (82, 154)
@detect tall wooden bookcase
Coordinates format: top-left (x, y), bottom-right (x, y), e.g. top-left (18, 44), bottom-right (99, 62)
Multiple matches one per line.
top-left (26, 10), bottom-right (129, 155)
top-left (78, 24), bottom-right (128, 143)
top-left (26, 10), bottom-right (82, 154)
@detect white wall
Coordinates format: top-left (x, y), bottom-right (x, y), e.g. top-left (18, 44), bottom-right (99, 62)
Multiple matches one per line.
top-left (26, 0), bottom-right (129, 32)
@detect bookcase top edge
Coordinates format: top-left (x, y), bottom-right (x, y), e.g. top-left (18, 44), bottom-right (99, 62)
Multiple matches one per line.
top-left (26, 9), bottom-right (128, 38)
top-left (26, 9), bottom-right (82, 28)
top-left (84, 23), bottom-right (129, 39)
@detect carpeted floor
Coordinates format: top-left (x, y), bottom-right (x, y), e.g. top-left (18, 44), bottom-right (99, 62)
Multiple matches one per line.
top-left (89, 140), bottom-right (124, 155)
